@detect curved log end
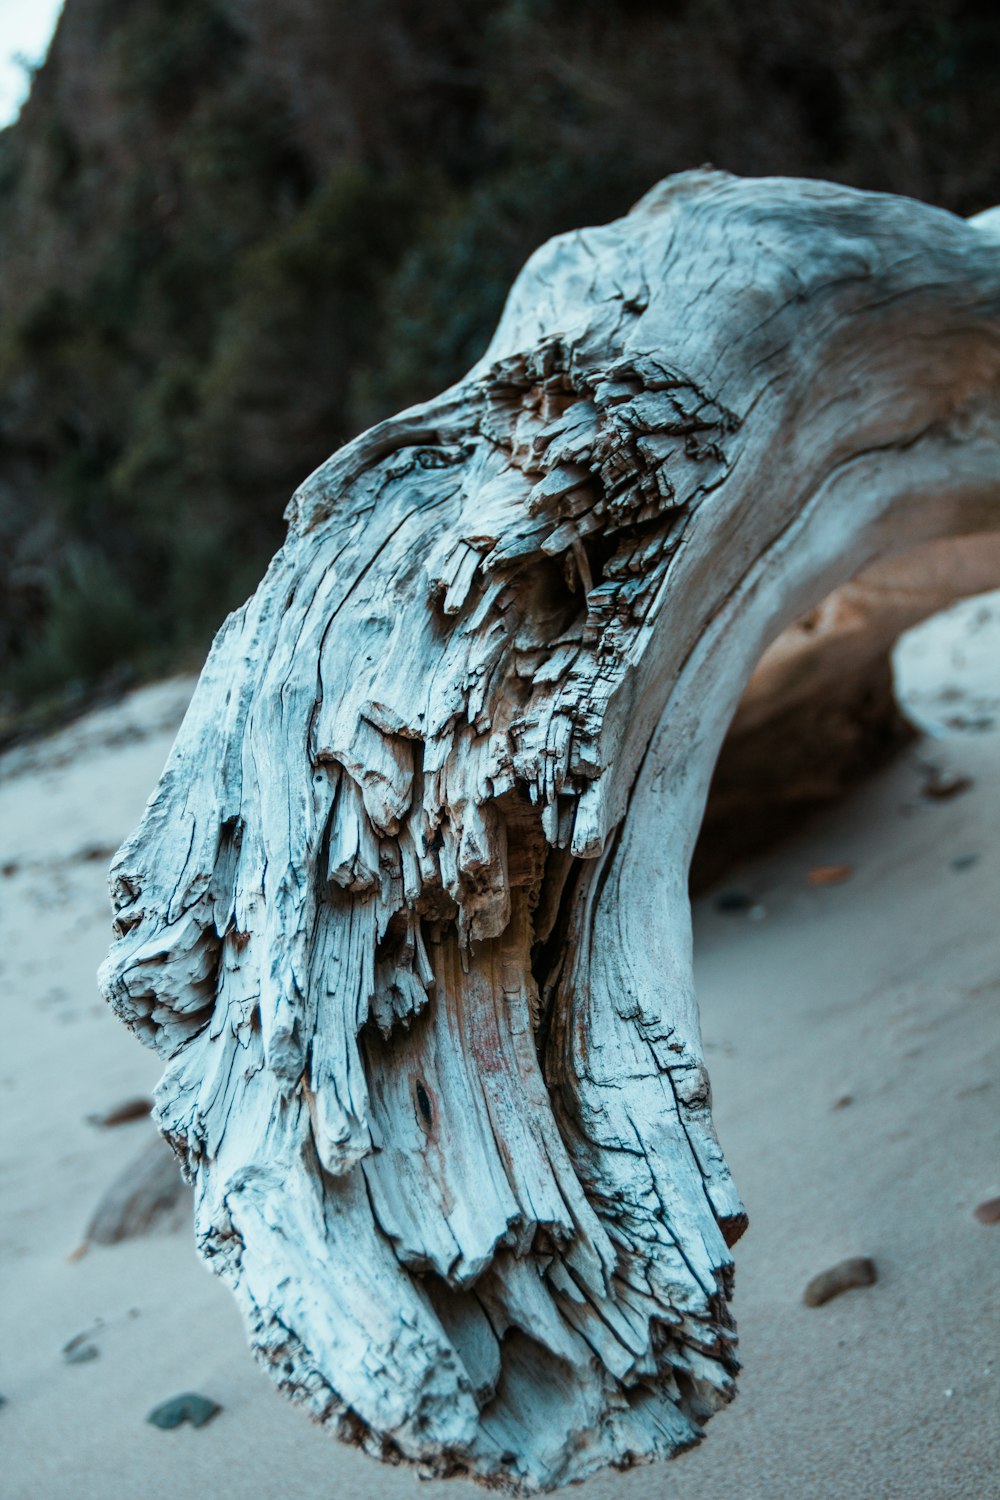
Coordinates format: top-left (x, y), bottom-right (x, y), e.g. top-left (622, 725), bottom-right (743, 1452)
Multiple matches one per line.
top-left (99, 168), bottom-right (1000, 1489)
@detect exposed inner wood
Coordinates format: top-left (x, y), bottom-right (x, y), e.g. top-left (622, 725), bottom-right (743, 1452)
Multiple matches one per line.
top-left (694, 532), bottom-right (1000, 888)
top-left (99, 172), bottom-right (1000, 1492)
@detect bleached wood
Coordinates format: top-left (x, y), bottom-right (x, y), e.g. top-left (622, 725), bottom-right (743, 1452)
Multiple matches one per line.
top-left (99, 172), bottom-right (1000, 1491)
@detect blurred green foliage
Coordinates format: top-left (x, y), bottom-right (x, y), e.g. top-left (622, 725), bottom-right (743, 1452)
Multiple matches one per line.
top-left (1, 0), bottom-right (998, 721)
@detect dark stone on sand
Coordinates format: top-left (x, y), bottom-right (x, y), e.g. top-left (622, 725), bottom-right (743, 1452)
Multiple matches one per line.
top-left (63, 1330), bottom-right (101, 1364)
top-left (86, 1096), bottom-right (153, 1128)
top-left (807, 863), bottom-right (852, 887)
top-left (973, 1196), bottom-right (1000, 1225)
top-left (715, 888), bottom-right (752, 913)
top-left (76, 843), bottom-right (118, 862)
top-left (64, 1342), bottom-right (99, 1364)
top-left (803, 1256), bottom-right (877, 1306)
top-left (146, 1393), bottom-right (222, 1429)
top-left (922, 769), bottom-right (972, 801)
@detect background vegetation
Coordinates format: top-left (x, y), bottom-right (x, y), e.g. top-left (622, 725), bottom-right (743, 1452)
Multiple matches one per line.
top-left (2, 0), bottom-right (998, 729)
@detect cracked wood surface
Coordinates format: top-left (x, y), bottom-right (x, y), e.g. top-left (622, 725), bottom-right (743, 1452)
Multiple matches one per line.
top-left (99, 172), bottom-right (1000, 1491)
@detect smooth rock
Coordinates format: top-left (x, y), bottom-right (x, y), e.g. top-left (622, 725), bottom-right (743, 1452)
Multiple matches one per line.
top-left (86, 1096), bottom-right (153, 1128)
top-left (146, 1393), bottom-right (222, 1430)
top-left (803, 1256), bottom-right (878, 1306)
top-left (715, 888), bottom-right (753, 913)
top-left (62, 1329), bottom-right (101, 1364)
top-left (922, 768), bottom-right (972, 800)
top-left (64, 1342), bottom-right (99, 1364)
top-left (807, 863), bottom-right (853, 887)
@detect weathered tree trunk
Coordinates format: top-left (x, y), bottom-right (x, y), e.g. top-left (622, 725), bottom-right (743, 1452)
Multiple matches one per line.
top-left (99, 173), bottom-right (1000, 1492)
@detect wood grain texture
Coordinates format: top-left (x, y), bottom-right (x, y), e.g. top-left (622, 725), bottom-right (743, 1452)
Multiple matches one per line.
top-left (99, 172), bottom-right (1000, 1491)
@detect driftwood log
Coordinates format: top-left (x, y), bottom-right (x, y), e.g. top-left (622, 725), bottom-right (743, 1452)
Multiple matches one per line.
top-left (99, 173), bottom-right (1000, 1491)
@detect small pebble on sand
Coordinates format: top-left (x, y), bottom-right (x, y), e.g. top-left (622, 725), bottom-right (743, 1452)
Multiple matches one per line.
top-left (922, 768), bottom-right (972, 801)
top-left (808, 864), bottom-right (852, 887)
top-left (64, 1342), bottom-right (99, 1364)
top-left (715, 889), bottom-right (753, 913)
top-left (803, 1256), bottom-right (877, 1306)
top-left (146, 1393), bottom-right (222, 1430)
top-left (86, 1096), bottom-right (153, 1128)
top-left (973, 1197), bottom-right (1000, 1225)
top-left (75, 843), bottom-right (117, 863)
top-left (62, 1330), bottom-right (100, 1364)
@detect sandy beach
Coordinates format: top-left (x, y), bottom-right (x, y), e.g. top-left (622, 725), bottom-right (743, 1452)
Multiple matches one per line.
top-left (2, 597), bottom-right (997, 1500)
